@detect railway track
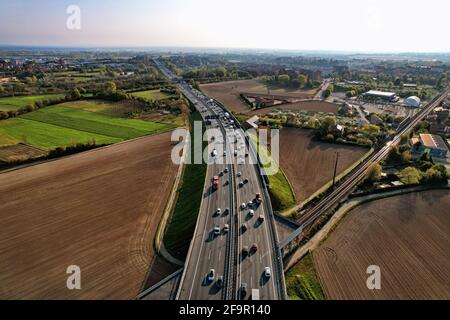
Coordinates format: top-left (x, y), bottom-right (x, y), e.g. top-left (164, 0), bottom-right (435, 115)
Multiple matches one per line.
top-left (297, 89), bottom-right (449, 228)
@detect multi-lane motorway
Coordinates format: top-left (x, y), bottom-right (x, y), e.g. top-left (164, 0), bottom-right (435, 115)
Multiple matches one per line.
top-left (155, 58), bottom-right (285, 300)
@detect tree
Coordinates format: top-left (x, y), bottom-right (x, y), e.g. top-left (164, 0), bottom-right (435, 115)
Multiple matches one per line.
top-left (360, 124), bottom-right (381, 137)
top-left (386, 146), bottom-right (402, 163)
top-left (68, 88), bottom-right (81, 100)
top-left (366, 163), bottom-right (382, 182)
top-left (400, 134), bottom-right (409, 145)
top-left (104, 81), bottom-right (116, 95)
top-left (278, 74), bottom-right (290, 86)
top-left (401, 150), bottom-right (412, 162)
top-left (424, 164), bottom-right (449, 183)
top-left (398, 167), bottom-right (422, 185)
top-left (320, 116), bottom-right (336, 133)
top-left (298, 74), bottom-right (307, 88)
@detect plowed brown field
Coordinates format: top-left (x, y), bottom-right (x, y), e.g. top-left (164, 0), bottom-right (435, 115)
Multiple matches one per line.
top-left (250, 100), bottom-right (338, 116)
top-left (200, 79), bottom-right (316, 114)
top-left (0, 132), bottom-right (178, 299)
top-left (314, 190), bottom-right (450, 300)
top-left (279, 128), bottom-right (368, 203)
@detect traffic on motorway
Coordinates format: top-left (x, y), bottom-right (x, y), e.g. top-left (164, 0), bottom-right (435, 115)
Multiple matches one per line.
top-left (155, 58), bottom-right (285, 300)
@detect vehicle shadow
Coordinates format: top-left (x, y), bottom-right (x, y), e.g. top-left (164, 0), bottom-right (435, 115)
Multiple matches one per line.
top-left (209, 283), bottom-right (221, 295)
top-left (205, 230), bottom-right (215, 243)
top-left (259, 273), bottom-right (269, 286)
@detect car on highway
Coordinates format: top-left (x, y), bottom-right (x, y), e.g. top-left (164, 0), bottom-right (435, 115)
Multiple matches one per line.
top-left (223, 224), bottom-right (229, 233)
top-left (224, 208), bottom-right (229, 215)
top-left (240, 283), bottom-right (248, 298)
top-left (215, 208), bottom-right (221, 216)
top-left (208, 269), bottom-right (215, 282)
top-left (241, 203), bottom-right (246, 209)
top-left (239, 181), bottom-right (244, 187)
top-left (248, 200), bottom-right (253, 208)
top-left (251, 244), bottom-right (258, 253)
top-left (259, 214), bottom-right (265, 222)
top-left (213, 225), bottom-right (221, 236)
top-left (243, 179), bottom-right (249, 184)
top-left (241, 223), bottom-right (247, 233)
top-left (224, 168), bottom-right (229, 173)
top-left (264, 267), bottom-right (271, 278)
top-left (249, 209), bottom-right (255, 217)
top-left (242, 246), bottom-right (249, 257)
top-left (237, 172), bottom-right (242, 177)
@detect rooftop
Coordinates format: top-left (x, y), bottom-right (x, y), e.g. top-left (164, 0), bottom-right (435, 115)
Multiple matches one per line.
top-left (420, 134), bottom-right (448, 151)
top-left (365, 90), bottom-right (397, 97)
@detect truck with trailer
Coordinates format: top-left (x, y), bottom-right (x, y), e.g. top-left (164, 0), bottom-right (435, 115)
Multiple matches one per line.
top-left (213, 176), bottom-right (219, 191)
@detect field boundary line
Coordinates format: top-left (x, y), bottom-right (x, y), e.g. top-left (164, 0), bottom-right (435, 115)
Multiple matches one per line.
top-left (154, 128), bottom-right (190, 267)
top-left (0, 129), bottom-right (175, 175)
top-left (280, 147), bottom-right (374, 217)
top-left (284, 184), bottom-right (450, 271)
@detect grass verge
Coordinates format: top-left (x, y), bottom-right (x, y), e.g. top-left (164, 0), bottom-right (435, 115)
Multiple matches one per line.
top-left (285, 252), bottom-right (325, 300)
top-left (163, 111), bottom-right (207, 260)
top-left (248, 131), bottom-right (296, 211)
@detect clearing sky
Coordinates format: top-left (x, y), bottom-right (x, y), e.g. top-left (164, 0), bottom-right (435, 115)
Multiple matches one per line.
top-left (0, 0), bottom-right (449, 52)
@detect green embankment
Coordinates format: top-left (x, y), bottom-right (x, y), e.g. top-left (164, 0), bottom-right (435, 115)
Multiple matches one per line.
top-left (249, 132), bottom-right (296, 211)
top-left (163, 111), bottom-right (207, 260)
top-left (0, 94), bottom-right (65, 112)
top-left (285, 252), bottom-right (325, 300)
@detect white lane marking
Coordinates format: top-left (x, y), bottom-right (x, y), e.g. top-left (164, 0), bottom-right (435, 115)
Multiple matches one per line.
top-left (208, 249), bottom-right (212, 260)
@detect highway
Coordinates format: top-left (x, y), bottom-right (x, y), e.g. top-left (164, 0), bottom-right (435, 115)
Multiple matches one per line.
top-left (155, 58), bottom-right (285, 300)
top-left (296, 88), bottom-right (450, 228)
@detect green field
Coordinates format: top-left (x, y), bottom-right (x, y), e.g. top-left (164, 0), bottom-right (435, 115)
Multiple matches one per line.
top-left (285, 253), bottom-right (325, 300)
top-left (131, 89), bottom-right (174, 101)
top-left (0, 94), bottom-right (65, 112)
top-left (0, 101), bottom-right (175, 150)
top-left (163, 111), bottom-right (207, 260)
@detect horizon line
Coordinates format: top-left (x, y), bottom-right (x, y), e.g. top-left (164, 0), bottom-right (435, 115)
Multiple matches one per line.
top-left (0, 44), bottom-right (449, 55)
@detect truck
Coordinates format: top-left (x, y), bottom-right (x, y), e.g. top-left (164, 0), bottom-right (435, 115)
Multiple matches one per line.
top-left (213, 176), bottom-right (219, 191)
top-left (255, 193), bottom-right (263, 204)
top-left (251, 289), bottom-right (260, 300)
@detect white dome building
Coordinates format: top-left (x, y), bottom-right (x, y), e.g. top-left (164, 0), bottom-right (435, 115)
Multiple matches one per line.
top-left (404, 96), bottom-right (421, 108)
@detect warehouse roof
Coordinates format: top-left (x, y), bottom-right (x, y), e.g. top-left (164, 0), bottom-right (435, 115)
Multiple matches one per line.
top-left (420, 134), bottom-right (448, 151)
top-left (365, 90), bottom-right (397, 97)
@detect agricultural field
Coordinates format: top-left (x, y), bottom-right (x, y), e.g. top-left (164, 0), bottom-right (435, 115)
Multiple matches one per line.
top-left (249, 100), bottom-right (339, 116)
top-left (0, 94), bottom-right (65, 112)
top-left (130, 89), bottom-right (175, 101)
top-left (314, 189), bottom-right (450, 300)
top-left (0, 100), bottom-right (175, 152)
top-left (0, 132), bottom-right (179, 299)
top-left (279, 128), bottom-right (368, 203)
top-left (201, 79), bottom-right (316, 113)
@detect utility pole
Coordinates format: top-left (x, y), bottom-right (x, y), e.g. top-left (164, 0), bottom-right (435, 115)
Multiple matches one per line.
top-left (332, 152), bottom-right (339, 188)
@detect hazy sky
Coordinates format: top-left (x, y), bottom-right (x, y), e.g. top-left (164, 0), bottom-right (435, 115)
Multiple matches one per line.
top-left (0, 0), bottom-right (448, 52)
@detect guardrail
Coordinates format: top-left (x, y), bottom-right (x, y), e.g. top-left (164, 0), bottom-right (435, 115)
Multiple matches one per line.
top-left (136, 268), bottom-right (184, 300)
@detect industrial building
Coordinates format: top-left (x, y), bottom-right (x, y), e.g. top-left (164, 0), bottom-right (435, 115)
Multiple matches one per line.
top-left (363, 90), bottom-right (399, 102)
top-left (404, 96), bottom-right (421, 108)
top-left (411, 133), bottom-right (449, 159)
